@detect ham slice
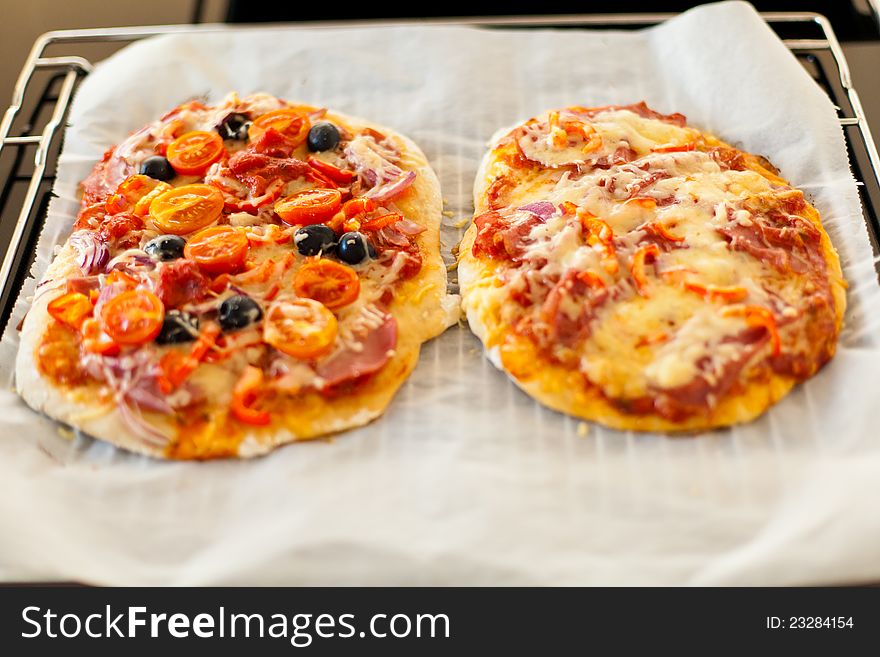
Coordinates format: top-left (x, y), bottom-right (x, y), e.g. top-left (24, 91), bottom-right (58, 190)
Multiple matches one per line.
top-left (717, 222), bottom-right (792, 271)
top-left (65, 276), bottom-right (101, 295)
top-left (155, 260), bottom-right (210, 308)
top-left (472, 209), bottom-right (546, 261)
top-left (227, 150), bottom-right (311, 196)
top-left (317, 315), bottom-right (397, 388)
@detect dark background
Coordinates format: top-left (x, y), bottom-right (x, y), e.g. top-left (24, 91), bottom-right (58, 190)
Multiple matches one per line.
top-left (224, 1), bottom-right (880, 40)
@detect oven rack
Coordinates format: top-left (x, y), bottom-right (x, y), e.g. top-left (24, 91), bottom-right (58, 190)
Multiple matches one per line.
top-left (0, 12), bottom-right (878, 333)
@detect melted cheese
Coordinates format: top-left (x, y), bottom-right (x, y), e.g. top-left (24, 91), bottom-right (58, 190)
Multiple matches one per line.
top-left (516, 109), bottom-right (698, 169)
top-left (589, 110), bottom-right (694, 155)
top-left (520, 212), bottom-right (604, 281)
top-left (641, 306), bottom-right (743, 389)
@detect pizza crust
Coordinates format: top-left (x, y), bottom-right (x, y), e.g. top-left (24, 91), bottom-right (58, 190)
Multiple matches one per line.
top-left (460, 108), bottom-right (847, 433)
top-left (16, 105), bottom-right (457, 459)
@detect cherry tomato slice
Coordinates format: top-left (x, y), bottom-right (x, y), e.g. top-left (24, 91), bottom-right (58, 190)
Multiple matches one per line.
top-left (293, 259), bottom-right (360, 310)
top-left (361, 212), bottom-right (402, 232)
top-left (149, 184), bottom-right (224, 235)
top-left (100, 289), bottom-right (165, 345)
top-left (104, 270), bottom-right (140, 289)
top-left (263, 298), bottom-right (337, 360)
top-left (74, 202), bottom-right (109, 230)
top-left (133, 182), bottom-right (173, 217)
top-left (166, 131), bottom-right (225, 175)
top-left (274, 188), bottom-right (342, 226)
top-left (183, 225), bottom-right (249, 275)
top-left (105, 175), bottom-right (170, 216)
top-left (248, 108), bottom-right (310, 147)
top-left (47, 292), bottom-right (93, 330)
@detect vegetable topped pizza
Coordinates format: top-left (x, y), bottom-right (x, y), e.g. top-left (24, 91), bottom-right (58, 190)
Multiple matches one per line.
top-left (459, 102), bottom-right (846, 431)
top-left (17, 92), bottom-right (457, 458)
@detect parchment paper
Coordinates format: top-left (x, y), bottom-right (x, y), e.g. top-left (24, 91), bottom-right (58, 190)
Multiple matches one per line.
top-left (2, 1), bottom-right (880, 585)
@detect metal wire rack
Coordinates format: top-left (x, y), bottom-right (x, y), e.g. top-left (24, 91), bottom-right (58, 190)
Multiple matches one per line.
top-left (1, 12), bottom-right (878, 335)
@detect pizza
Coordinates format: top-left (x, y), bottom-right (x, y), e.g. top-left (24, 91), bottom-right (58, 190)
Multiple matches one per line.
top-left (16, 92), bottom-right (457, 458)
top-left (458, 102), bottom-right (846, 432)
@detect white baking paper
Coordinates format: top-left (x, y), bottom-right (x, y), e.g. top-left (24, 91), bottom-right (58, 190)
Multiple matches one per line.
top-left (2, 1), bottom-right (880, 585)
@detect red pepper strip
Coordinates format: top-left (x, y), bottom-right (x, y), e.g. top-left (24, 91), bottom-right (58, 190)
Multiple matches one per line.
top-left (342, 197), bottom-right (375, 219)
top-left (306, 168), bottom-right (338, 189)
top-left (631, 244), bottom-right (660, 297)
top-left (651, 143), bottom-right (696, 153)
top-left (308, 157), bottom-right (355, 184)
top-left (361, 212), bottom-right (402, 232)
top-left (722, 305), bottom-right (781, 356)
top-left (649, 221), bottom-right (685, 242)
top-left (231, 365), bottom-right (271, 425)
top-left (624, 197), bottom-right (658, 209)
top-left (683, 282), bottom-right (748, 303)
top-left (278, 251), bottom-right (296, 274)
top-left (547, 111), bottom-right (594, 145)
top-left (563, 121), bottom-right (593, 141)
top-left (575, 270), bottom-right (607, 290)
top-left (339, 197), bottom-right (378, 231)
top-left (560, 201), bottom-right (578, 216)
top-left (235, 258), bottom-right (277, 285)
top-left (105, 270), bottom-right (139, 288)
top-left (579, 210), bottom-right (619, 275)
top-left (158, 322), bottom-right (221, 393)
top-left (264, 283), bottom-right (281, 301)
top-left (546, 111), bottom-right (567, 148)
top-left (327, 212), bottom-right (345, 234)
top-left (659, 267), bottom-right (697, 284)
top-left (211, 273), bottom-right (231, 294)
top-left (231, 252), bottom-right (294, 288)
top-left (243, 224), bottom-right (292, 246)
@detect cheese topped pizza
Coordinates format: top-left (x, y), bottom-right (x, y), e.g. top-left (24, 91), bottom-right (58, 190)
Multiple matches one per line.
top-left (459, 102), bottom-right (846, 431)
top-left (16, 92), bottom-right (457, 458)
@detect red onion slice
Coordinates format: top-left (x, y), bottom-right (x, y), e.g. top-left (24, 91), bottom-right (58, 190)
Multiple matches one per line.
top-left (344, 133), bottom-right (404, 191)
top-left (396, 218), bottom-right (426, 236)
top-left (125, 385), bottom-right (174, 415)
top-left (365, 171), bottom-right (417, 203)
top-left (69, 230), bottom-right (110, 275)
